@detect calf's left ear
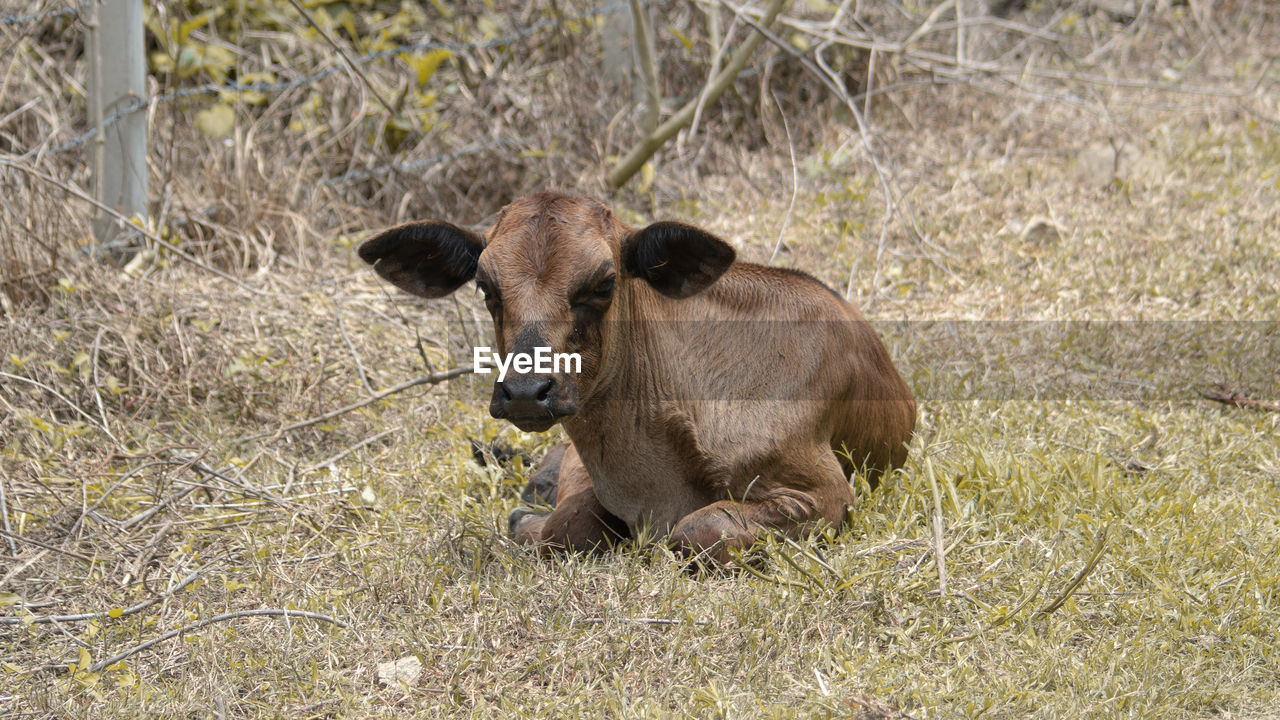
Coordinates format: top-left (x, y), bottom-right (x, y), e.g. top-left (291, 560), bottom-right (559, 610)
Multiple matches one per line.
top-left (622, 221), bottom-right (736, 299)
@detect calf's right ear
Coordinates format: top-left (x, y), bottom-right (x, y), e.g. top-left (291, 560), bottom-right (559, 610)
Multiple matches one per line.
top-left (357, 222), bottom-right (484, 298)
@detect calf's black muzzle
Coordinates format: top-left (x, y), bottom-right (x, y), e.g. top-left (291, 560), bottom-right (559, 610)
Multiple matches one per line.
top-left (489, 374), bottom-right (578, 432)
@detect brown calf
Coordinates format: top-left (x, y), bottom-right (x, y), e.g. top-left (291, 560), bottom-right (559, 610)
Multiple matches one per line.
top-left (359, 192), bottom-right (915, 562)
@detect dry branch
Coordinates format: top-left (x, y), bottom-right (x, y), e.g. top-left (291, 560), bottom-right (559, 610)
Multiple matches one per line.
top-left (765, 90), bottom-right (798, 266)
top-left (120, 479), bottom-right (202, 531)
top-left (0, 369), bottom-right (119, 445)
top-left (1200, 384), bottom-right (1280, 412)
top-left (284, 0), bottom-right (398, 117)
top-left (237, 366), bottom-right (469, 443)
top-left (714, 0), bottom-right (968, 289)
top-left (0, 472), bottom-right (15, 557)
top-left (191, 461), bottom-right (291, 510)
top-left (1034, 526), bottom-right (1110, 620)
top-left (0, 159), bottom-right (274, 295)
top-left (926, 460), bottom-right (948, 597)
top-left (680, 2), bottom-right (726, 156)
top-left (300, 428), bottom-right (398, 474)
top-left (0, 526), bottom-right (96, 564)
top-left (606, 0), bottom-right (791, 189)
top-left (0, 570), bottom-right (204, 626)
top-left (90, 609), bottom-right (347, 672)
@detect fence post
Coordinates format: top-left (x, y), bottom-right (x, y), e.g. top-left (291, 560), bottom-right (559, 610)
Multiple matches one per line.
top-left (601, 0), bottom-right (635, 98)
top-left (87, 0), bottom-right (147, 251)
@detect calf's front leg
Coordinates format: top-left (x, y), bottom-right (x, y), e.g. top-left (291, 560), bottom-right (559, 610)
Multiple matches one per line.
top-left (669, 456), bottom-right (854, 564)
top-left (511, 443), bottom-right (628, 552)
top-left (507, 443), bottom-right (568, 535)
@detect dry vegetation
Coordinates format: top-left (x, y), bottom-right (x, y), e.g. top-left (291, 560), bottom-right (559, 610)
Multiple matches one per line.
top-left (2, 0), bottom-right (1279, 717)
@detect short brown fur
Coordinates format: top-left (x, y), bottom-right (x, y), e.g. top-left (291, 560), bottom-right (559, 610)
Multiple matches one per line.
top-left (359, 192), bottom-right (916, 563)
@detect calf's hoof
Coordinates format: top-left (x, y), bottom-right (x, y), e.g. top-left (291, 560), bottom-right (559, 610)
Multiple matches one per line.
top-left (670, 515), bottom-right (747, 566)
top-left (508, 507), bottom-right (548, 539)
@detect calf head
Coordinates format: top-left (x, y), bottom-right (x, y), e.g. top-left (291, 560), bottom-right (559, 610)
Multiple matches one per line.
top-left (358, 192), bottom-right (735, 432)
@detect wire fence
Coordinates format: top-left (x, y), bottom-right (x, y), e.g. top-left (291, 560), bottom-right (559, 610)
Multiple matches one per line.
top-left (0, 1), bottom-right (87, 26)
top-left (1, 2), bottom-right (629, 160)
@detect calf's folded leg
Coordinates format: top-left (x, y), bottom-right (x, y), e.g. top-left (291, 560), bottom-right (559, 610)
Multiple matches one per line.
top-left (507, 443), bottom-right (568, 535)
top-left (511, 443), bottom-right (627, 552)
top-left (670, 455), bottom-right (854, 564)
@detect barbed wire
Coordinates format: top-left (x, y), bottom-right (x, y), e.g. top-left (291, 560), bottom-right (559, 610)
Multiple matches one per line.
top-left (318, 139), bottom-right (520, 188)
top-left (41, 3), bottom-right (627, 157)
top-left (0, 1), bottom-right (87, 26)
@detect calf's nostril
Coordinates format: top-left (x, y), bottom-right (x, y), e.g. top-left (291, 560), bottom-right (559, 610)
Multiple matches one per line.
top-left (536, 380), bottom-right (552, 402)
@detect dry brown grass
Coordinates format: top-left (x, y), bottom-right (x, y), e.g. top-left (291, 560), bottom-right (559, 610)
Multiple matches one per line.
top-left (3, 1), bottom-right (1279, 718)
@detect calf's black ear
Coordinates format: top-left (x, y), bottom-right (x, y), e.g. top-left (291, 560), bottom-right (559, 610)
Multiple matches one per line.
top-left (357, 222), bottom-right (484, 298)
top-left (622, 221), bottom-right (736, 299)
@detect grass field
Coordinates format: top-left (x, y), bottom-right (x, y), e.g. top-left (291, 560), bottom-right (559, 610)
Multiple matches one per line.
top-left (3, 1), bottom-right (1279, 718)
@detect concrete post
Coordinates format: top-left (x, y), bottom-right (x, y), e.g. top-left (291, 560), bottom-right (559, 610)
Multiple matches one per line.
top-left (88, 0), bottom-right (148, 250)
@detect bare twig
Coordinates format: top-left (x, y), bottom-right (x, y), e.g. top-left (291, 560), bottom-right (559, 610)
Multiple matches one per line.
top-left (576, 616), bottom-right (709, 626)
top-left (120, 481), bottom-right (201, 530)
top-left (606, 0), bottom-right (792, 188)
top-left (300, 428), bottom-right (397, 474)
top-left (90, 609), bottom-right (347, 672)
top-left (77, 460), bottom-right (173, 527)
top-left (714, 0), bottom-right (956, 294)
top-left (863, 47), bottom-right (876, 125)
top-left (1200, 384), bottom-right (1280, 412)
top-left (0, 550), bottom-right (49, 589)
top-left (901, 0), bottom-right (956, 51)
top-left (0, 159), bottom-right (275, 296)
top-left (84, 0), bottom-right (104, 216)
top-left (89, 327), bottom-right (114, 440)
top-left (1034, 526), bottom-right (1110, 620)
top-left (680, 5), bottom-right (729, 156)
top-left (0, 98), bottom-right (41, 131)
top-left (926, 459), bottom-right (948, 597)
top-left (901, 48), bottom-right (1274, 99)
top-left (191, 461), bottom-right (291, 510)
top-left (766, 90), bottom-right (798, 266)
top-left (120, 455), bottom-right (207, 530)
top-left (0, 370), bottom-right (118, 445)
top-left (237, 367), bottom-right (469, 443)
top-left (0, 570), bottom-right (204, 625)
top-left (47, 616), bottom-right (93, 649)
top-left (710, 0), bottom-right (900, 296)
top-left (0, 475), bottom-right (15, 556)
top-left (122, 521), bottom-right (175, 584)
top-left (284, 0), bottom-right (398, 117)
top-left (0, 527), bottom-right (95, 564)
top-left (333, 300), bottom-right (374, 396)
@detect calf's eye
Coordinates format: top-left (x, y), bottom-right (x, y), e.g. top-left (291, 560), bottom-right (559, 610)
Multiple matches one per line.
top-left (572, 277), bottom-right (615, 310)
top-left (476, 280), bottom-right (503, 306)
